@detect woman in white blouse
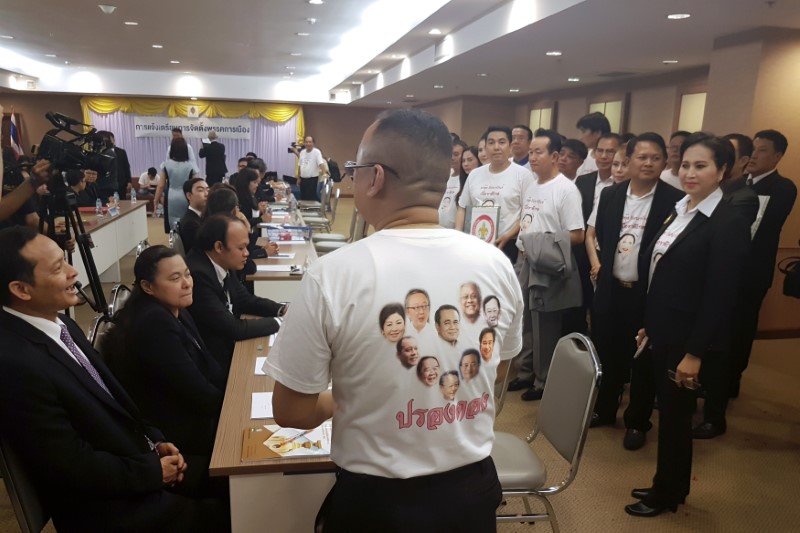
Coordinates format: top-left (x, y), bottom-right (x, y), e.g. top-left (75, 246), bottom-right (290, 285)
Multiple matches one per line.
top-left (625, 133), bottom-right (751, 518)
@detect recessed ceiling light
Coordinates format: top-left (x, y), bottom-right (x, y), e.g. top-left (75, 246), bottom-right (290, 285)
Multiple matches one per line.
top-left (306, 18), bottom-right (317, 25)
top-left (391, 54), bottom-right (404, 59)
top-left (351, 81), bottom-right (360, 85)
top-left (568, 77), bottom-right (580, 82)
top-left (296, 32), bottom-right (310, 37)
top-left (428, 28), bottom-right (442, 35)
top-left (124, 21), bottom-right (138, 26)
top-left (308, 0), bottom-right (324, 4)
top-left (289, 72), bottom-right (294, 76)
top-left (662, 59), bottom-right (679, 64)
top-left (546, 50), bottom-right (562, 56)
top-left (667, 13), bottom-right (691, 20)
top-left (433, 84), bottom-right (444, 89)
top-left (64, 60), bottom-right (70, 64)
top-left (367, 69), bottom-right (376, 74)
top-left (290, 52), bottom-right (302, 56)
top-left (386, 101), bottom-right (392, 104)
top-left (170, 60), bottom-right (180, 64)
top-left (405, 94), bottom-right (414, 98)
top-left (509, 88), bottom-right (520, 93)
top-left (0, 35), bottom-right (14, 39)
top-left (45, 54), bottom-right (57, 58)
top-left (190, 97), bottom-right (197, 101)
top-left (152, 44), bottom-right (163, 49)
top-left (285, 66), bottom-right (296, 70)
top-left (477, 73), bottom-right (488, 77)
top-left (98, 4), bottom-right (117, 15)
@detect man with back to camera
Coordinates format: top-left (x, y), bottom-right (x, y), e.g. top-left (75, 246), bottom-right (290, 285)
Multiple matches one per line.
top-left (0, 226), bottom-right (228, 533)
top-left (265, 109), bottom-right (524, 532)
top-left (575, 111), bottom-right (611, 177)
top-left (186, 214), bottom-right (286, 373)
top-left (589, 133), bottom-right (683, 444)
top-left (198, 130), bottom-right (228, 186)
top-left (178, 177), bottom-right (209, 253)
top-left (456, 125), bottom-right (533, 264)
top-left (292, 135), bottom-right (327, 201)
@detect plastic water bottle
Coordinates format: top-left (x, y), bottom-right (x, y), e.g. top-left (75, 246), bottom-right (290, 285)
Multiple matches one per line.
top-left (155, 203), bottom-right (164, 218)
top-left (168, 229), bottom-right (175, 248)
top-left (288, 194), bottom-right (297, 213)
top-left (95, 198), bottom-right (102, 217)
top-left (113, 192), bottom-right (120, 207)
top-left (130, 188), bottom-right (137, 204)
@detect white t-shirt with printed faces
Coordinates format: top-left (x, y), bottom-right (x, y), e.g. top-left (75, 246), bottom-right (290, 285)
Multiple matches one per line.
top-left (612, 184), bottom-right (655, 282)
top-left (438, 173), bottom-right (461, 229)
top-left (517, 174), bottom-right (584, 252)
top-left (458, 163), bottom-right (532, 237)
top-left (299, 147), bottom-right (325, 178)
top-left (264, 228), bottom-right (524, 479)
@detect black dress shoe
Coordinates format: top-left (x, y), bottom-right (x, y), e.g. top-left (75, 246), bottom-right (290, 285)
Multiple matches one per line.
top-left (507, 378), bottom-right (533, 392)
top-left (631, 488), bottom-right (685, 504)
top-left (623, 429), bottom-right (646, 450)
top-left (590, 413), bottom-right (615, 428)
top-left (692, 422), bottom-right (726, 439)
top-left (624, 500), bottom-right (677, 517)
top-left (521, 387), bottom-right (544, 401)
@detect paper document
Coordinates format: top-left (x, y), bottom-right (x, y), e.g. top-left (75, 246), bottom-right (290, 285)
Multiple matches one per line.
top-left (262, 423), bottom-right (332, 457)
top-left (269, 334), bottom-right (276, 347)
top-left (256, 265), bottom-right (293, 272)
top-left (255, 357), bottom-right (267, 375)
top-left (271, 253), bottom-right (296, 259)
top-left (251, 392), bottom-right (274, 419)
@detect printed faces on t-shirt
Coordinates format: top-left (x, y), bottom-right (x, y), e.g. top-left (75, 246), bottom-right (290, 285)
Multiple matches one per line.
top-left (382, 281), bottom-right (503, 426)
top-left (612, 194), bottom-right (654, 282)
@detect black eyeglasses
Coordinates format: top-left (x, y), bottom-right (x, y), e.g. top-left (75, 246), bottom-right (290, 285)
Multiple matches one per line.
top-left (343, 161), bottom-right (400, 179)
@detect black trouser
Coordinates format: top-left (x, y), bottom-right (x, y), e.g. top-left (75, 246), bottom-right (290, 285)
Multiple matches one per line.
top-left (649, 344), bottom-right (695, 505)
top-left (318, 457), bottom-right (501, 533)
top-left (624, 346), bottom-right (655, 432)
top-left (206, 173), bottom-right (224, 186)
top-left (728, 287), bottom-right (767, 393)
top-left (563, 245), bottom-right (593, 335)
top-left (501, 239), bottom-right (518, 264)
top-left (300, 176), bottom-right (319, 201)
top-left (592, 282), bottom-right (641, 422)
top-left (699, 351), bottom-right (729, 427)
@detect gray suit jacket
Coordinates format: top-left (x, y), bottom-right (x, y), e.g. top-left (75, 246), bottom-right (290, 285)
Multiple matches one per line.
top-left (518, 231), bottom-right (582, 312)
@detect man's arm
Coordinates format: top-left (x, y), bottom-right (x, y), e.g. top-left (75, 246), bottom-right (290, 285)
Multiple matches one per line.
top-left (569, 228), bottom-right (585, 246)
top-left (455, 206), bottom-right (466, 231)
top-left (495, 222), bottom-right (521, 249)
top-left (272, 383), bottom-right (333, 429)
top-left (0, 160), bottom-right (51, 222)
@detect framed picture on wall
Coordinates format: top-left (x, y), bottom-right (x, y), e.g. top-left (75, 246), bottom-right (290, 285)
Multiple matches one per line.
top-left (464, 205), bottom-right (500, 243)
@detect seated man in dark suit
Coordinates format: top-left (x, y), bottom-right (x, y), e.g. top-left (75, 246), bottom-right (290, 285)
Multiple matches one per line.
top-left (186, 214), bottom-right (285, 372)
top-left (178, 177), bottom-right (208, 253)
top-left (0, 227), bottom-right (227, 533)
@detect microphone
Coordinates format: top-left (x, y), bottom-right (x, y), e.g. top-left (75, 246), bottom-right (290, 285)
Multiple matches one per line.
top-left (74, 281), bottom-right (97, 310)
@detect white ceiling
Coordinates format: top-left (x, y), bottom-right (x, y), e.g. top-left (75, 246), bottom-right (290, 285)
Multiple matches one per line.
top-left (1, 0), bottom-right (800, 105)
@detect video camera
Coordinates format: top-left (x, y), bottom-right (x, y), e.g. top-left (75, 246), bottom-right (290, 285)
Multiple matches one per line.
top-left (287, 141), bottom-right (301, 154)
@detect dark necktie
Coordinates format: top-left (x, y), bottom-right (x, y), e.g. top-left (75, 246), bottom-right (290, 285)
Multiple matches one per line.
top-left (222, 274), bottom-right (233, 314)
top-left (746, 176), bottom-right (754, 186)
top-left (59, 324), bottom-right (113, 396)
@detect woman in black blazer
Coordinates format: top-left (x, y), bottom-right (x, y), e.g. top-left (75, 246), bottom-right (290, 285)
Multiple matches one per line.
top-left (102, 245), bottom-right (227, 499)
top-left (230, 168), bottom-right (271, 228)
top-left (625, 133), bottom-right (751, 517)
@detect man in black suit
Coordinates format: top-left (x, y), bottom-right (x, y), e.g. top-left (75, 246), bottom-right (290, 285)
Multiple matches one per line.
top-left (186, 214), bottom-right (285, 372)
top-left (569, 133), bottom-right (621, 334)
top-left (178, 177), bottom-right (208, 253)
top-left (590, 133), bottom-right (684, 452)
top-left (110, 133), bottom-right (132, 200)
top-left (199, 130), bottom-right (228, 186)
top-left (727, 129), bottom-right (797, 399)
top-left (0, 227), bottom-right (226, 533)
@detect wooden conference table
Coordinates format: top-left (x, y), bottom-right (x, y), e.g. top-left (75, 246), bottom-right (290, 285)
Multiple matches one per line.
top-left (71, 200), bottom-right (148, 287)
top-left (209, 335), bottom-right (336, 533)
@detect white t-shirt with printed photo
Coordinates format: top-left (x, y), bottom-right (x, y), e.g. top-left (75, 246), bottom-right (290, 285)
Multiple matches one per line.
top-left (438, 173), bottom-right (461, 229)
top-left (264, 228), bottom-right (524, 479)
top-left (612, 184), bottom-right (656, 282)
top-left (458, 163), bottom-right (532, 237)
top-left (299, 147), bottom-right (326, 178)
top-left (517, 174), bottom-right (584, 251)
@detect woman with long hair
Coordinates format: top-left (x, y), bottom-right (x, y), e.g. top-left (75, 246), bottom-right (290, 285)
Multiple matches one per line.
top-left (230, 168), bottom-right (271, 228)
top-left (155, 137), bottom-right (195, 233)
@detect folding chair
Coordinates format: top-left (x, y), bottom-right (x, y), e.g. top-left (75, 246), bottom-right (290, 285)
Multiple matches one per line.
top-left (0, 436), bottom-right (50, 533)
top-left (492, 333), bottom-right (601, 531)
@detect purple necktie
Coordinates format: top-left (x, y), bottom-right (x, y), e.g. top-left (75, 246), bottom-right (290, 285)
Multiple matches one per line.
top-left (59, 324), bottom-right (113, 397)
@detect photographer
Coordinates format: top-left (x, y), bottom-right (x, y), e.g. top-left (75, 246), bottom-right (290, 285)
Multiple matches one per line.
top-left (1, 153), bottom-right (50, 229)
top-left (290, 135), bottom-right (328, 201)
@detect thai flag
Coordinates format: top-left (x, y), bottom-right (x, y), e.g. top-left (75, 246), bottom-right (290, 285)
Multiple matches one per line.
top-left (9, 108), bottom-right (23, 158)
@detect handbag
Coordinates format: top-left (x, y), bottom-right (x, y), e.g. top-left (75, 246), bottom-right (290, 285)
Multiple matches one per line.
top-left (778, 256), bottom-right (800, 299)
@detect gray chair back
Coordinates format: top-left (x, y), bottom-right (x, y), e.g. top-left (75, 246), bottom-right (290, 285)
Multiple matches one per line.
top-left (110, 284), bottom-right (132, 316)
top-left (328, 188), bottom-right (340, 225)
top-left (537, 333), bottom-right (601, 463)
top-left (89, 314), bottom-right (116, 351)
top-left (0, 436), bottom-right (49, 533)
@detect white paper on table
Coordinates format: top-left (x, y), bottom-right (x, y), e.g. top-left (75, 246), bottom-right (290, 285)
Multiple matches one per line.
top-left (256, 265), bottom-right (293, 272)
top-left (269, 334), bottom-right (276, 347)
top-left (271, 210), bottom-right (289, 216)
top-left (271, 253), bottom-right (296, 259)
top-left (251, 392), bottom-right (274, 419)
top-left (751, 195), bottom-right (770, 239)
top-left (255, 357), bottom-right (267, 375)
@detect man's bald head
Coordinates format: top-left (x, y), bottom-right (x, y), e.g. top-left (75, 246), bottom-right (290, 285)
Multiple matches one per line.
top-left (359, 109), bottom-right (452, 200)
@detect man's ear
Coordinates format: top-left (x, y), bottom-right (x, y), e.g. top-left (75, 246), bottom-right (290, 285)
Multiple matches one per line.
top-left (214, 241), bottom-right (224, 254)
top-left (366, 165), bottom-right (387, 198)
top-left (7, 281), bottom-right (33, 302)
